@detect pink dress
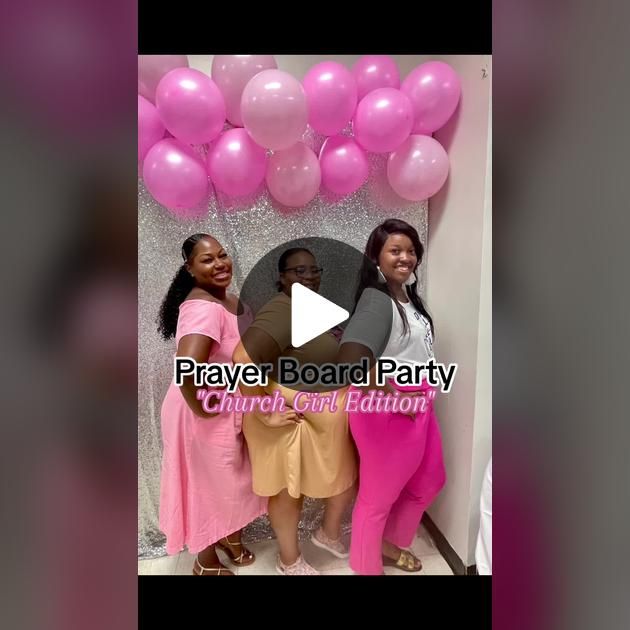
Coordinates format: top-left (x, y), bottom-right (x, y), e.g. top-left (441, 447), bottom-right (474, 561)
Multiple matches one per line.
top-left (159, 299), bottom-right (267, 555)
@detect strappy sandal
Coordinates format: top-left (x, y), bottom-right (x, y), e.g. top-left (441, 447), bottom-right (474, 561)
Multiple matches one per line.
top-left (382, 549), bottom-right (423, 572)
top-left (216, 536), bottom-right (256, 566)
top-left (192, 557), bottom-right (235, 576)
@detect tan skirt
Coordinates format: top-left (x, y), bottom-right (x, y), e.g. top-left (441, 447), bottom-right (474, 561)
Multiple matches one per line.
top-left (242, 384), bottom-right (357, 499)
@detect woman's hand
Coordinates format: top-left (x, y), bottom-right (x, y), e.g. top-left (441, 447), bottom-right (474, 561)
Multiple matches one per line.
top-left (255, 408), bottom-right (303, 427)
top-left (399, 390), bottom-right (426, 419)
top-left (195, 390), bottom-right (223, 419)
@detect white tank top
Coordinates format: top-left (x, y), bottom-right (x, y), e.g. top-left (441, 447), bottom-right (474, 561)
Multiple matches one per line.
top-left (382, 299), bottom-right (434, 366)
top-left (341, 287), bottom-right (434, 365)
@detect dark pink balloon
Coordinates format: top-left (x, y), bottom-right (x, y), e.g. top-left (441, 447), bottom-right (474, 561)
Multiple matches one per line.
top-left (156, 68), bottom-right (226, 145)
top-left (303, 61), bottom-right (357, 136)
top-left (353, 88), bottom-right (413, 153)
top-left (401, 61), bottom-right (461, 134)
top-left (142, 138), bottom-right (209, 212)
top-left (207, 128), bottom-right (267, 197)
top-left (319, 135), bottom-right (369, 195)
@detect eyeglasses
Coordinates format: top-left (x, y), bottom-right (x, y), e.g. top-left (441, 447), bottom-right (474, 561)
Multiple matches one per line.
top-left (283, 266), bottom-right (324, 278)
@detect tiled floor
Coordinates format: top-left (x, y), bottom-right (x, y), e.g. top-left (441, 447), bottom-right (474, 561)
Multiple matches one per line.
top-left (138, 523), bottom-right (453, 575)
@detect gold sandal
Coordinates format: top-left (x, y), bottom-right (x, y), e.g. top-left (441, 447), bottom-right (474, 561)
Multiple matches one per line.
top-left (216, 537), bottom-right (256, 566)
top-left (192, 557), bottom-right (235, 576)
top-left (382, 549), bottom-right (423, 572)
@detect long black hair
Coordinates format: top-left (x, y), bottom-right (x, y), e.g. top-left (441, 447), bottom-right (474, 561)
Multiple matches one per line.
top-left (354, 219), bottom-right (434, 336)
top-left (275, 247), bottom-right (314, 292)
top-left (157, 233), bottom-right (212, 339)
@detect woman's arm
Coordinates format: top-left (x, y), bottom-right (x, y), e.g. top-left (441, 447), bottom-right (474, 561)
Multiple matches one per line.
top-left (176, 334), bottom-right (222, 419)
top-left (233, 327), bottom-right (301, 427)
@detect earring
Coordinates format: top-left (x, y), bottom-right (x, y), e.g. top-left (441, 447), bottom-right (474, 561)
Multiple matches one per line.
top-left (376, 265), bottom-right (387, 284)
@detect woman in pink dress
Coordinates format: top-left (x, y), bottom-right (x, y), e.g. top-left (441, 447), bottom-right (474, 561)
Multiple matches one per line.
top-left (157, 233), bottom-right (267, 576)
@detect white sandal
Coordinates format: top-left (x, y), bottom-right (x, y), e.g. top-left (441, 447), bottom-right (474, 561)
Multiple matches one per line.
top-left (192, 557), bottom-right (234, 576)
top-left (216, 536), bottom-right (256, 566)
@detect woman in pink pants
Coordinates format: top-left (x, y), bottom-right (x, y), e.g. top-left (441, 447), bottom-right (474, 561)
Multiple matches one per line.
top-left (340, 219), bottom-right (447, 575)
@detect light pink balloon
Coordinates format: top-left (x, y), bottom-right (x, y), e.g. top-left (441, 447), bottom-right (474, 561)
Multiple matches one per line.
top-left (303, 61), bottom-right (357, 136)
top-left (138, 95), bottom-right (165, 163)
top-left (211, 55), bottom-right (277, 127)
top-left (352, 55), bottom-right (400, 101)
top-left (387, 135), bottom-right (449, 201)
top-left (142, 138), bottom-right (209, 211)
top-left (207, 128), bottom-right (267, 197)
top-left (241, 70), bottom-right (308, 150)
top-left (156, 68), bottom-right (226, 145)
top-left (319, 135), bottom-right (369, 196)
top-left (401, 61), bottom-right (461, 134)
top-left (266, 142), bottom-right (321, 207)
top-left (353, 88), bottom-right (413, 153)
top-left (138, 55), bottom-right (189, 103)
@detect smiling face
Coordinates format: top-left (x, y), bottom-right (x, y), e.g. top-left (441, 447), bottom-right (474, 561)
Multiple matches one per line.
top-left (377, 233), bottom-right (418, 286)
top-left (186, 237), bottom-right (233, 290)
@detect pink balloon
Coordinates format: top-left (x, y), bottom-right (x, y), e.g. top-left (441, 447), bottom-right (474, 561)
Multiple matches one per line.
top-left (319, 135), bottom-right (369, 195)
top-left (241, 70), bottom-right (308, 150)
top-left (138, 95), bottom-right (165, 163)
top-left (156, 68), bottom-right (226, 145)
top-left (207, 128), bottom-right (267, 197)
top-left (142, 138), bottom-right (209, 211)
top-left (401, 61), bottom-right (461, 134)
top-left (352, 55), bottom-right (400, 101)
top-left (266, 142), bottom-right (321, 207)
top-left (211, 55), bottom-right (277, 127)
top-left (387, 135), bottom-right (449, 201)
top-left (138, 55), bottom-right (189, 103)
top-left (303, 61), bottom-right (357, 136)
top-left (353, 88), bottom-right (413, 153)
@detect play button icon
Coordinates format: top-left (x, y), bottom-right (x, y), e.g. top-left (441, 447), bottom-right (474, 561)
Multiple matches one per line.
top-left (237, 236), bottom-right (393, 392)
top-left (290, 283), bottom-right (349, 348)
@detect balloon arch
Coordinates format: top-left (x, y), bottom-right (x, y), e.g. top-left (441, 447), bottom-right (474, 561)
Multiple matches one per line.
top-left (138, 55), bottom-right (460, 216)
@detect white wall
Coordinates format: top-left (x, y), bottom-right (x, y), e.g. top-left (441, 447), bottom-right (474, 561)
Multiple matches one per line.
top-left (427, 55), bottom-right (492, 566)
top-left (468, 88), bottom-right (492, 561)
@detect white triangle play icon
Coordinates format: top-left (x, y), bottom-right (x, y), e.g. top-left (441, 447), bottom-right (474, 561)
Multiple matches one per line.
top-left (291, 283), bottom-right (349, 348)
